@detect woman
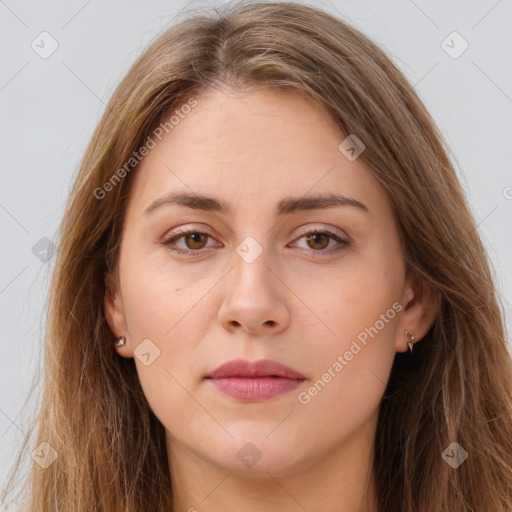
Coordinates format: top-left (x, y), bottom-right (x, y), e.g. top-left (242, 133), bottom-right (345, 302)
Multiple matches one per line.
top-left (2, 2), bottom-right (511, 511)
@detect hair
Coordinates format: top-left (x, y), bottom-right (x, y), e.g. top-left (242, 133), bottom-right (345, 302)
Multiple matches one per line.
top-left (2, 1), bottom-right (512, 511)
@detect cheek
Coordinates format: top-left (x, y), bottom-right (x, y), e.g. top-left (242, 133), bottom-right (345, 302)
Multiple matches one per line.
top-left (117, 256), bottom-right (210, 396)
top-left (121, 252), bottom-right (216, 342)
top-left (316, 254), bottom-right (402, 345)
top-left (121, 266), bottom-right (210, 430)
top-left (292, 300), bottom-right (398, 455)
top-left (299, 256), bottom-right (401, 408)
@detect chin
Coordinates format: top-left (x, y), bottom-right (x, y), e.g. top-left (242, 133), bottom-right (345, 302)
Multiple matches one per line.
top-left (205, 429), bottom-right (311, 477)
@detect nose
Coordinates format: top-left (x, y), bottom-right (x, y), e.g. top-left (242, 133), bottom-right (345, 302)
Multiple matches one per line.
top-left (217, 249), bottom-right (291, 336)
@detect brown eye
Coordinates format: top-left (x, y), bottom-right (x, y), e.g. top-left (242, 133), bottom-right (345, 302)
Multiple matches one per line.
top-left (305, 232), bottom-right (331, 250)
top-left (163, 229), bottom-right (217, 255)
top-left (292, 228), bottom-right (350, 254)
top-left (183, 232), bottom-right (209, 250)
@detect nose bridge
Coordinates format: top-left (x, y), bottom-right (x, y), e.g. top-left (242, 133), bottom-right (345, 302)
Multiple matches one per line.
top-left (217, 237), bottom-right (290, 334)
top-left (230, 237), bottom-right (276, 301)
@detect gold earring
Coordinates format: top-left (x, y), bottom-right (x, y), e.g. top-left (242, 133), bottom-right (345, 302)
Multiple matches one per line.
top-left (116, 336), bottom-right (126, 348)
top-left (405, 330), bottom-right (415, 353)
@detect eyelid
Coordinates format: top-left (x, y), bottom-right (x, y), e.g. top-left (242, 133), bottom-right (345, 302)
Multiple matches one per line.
top-left (292, 223), bottom-right (348, 240)
top-left (163, 224), bottom-right (221, 246)
top-left (171, 224), bottom-right (215, 237)
top-left (164, 223), bottom-right (347, 242)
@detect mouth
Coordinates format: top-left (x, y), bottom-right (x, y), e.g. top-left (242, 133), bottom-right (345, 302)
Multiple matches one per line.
top-left (204, 358), bottom-right (306, 402)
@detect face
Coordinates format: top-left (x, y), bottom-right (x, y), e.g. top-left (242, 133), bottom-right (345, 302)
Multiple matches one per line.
top-left (105, 86), bottom-right (426, 477)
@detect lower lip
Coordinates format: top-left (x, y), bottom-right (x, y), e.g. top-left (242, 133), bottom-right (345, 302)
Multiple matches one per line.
top-left (207, 377), bottom-right (304, 401)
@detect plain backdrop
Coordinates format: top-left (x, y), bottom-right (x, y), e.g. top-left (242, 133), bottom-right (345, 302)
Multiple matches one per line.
top-left (1, 0), bottom-right (511, 491)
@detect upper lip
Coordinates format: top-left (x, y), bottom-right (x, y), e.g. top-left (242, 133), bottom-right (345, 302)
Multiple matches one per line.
top-left (206, 358), bottom-right (305, 379)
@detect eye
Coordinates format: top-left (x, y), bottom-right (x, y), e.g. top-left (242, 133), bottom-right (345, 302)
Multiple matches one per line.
top-left (162, 226), bottom-right (350, 256)
top-left (291, 227), bottom-right (350, 254)
top-left (163, 228), bottom-right (219, 255)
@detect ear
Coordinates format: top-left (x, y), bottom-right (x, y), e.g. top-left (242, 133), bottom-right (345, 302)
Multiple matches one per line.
top-left (395, 269), bottom-right (439, 352)
top-left (103, 272), bottom-right (132, 358)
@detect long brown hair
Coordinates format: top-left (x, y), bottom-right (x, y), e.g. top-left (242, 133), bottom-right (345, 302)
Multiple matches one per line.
top-left (2, 2), bottom-right (512, 510)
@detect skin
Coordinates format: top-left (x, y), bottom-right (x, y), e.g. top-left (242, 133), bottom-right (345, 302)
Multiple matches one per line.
top-left (104, 86), bottom-right (437, 512)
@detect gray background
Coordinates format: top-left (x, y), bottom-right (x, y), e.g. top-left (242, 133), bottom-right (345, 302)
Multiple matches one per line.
top-left (1, 0), bottom-right (511, 492)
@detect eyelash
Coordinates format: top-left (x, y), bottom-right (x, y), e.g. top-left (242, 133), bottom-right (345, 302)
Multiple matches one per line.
top-left (162, 226), bottom-right (350, 256)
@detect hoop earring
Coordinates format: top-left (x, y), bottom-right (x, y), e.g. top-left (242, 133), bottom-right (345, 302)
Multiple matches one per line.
top-left (405, 330), bottom-right (415, 353)
top-left (116, 336), bottom-right (126, 348)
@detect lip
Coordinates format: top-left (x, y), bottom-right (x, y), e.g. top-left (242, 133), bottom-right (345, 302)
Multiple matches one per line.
top-left (205, 358), bottom-right (306, 402)
top-left (206, 358), bottom-right (305, 379)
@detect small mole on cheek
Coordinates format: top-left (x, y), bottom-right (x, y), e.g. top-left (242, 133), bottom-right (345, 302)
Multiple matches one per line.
top-left (174, 287), bottom-right (182, 292)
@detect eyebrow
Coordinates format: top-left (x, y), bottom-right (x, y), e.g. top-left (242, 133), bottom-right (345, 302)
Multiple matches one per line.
top-left (143, 191), bottom-right (369, 216)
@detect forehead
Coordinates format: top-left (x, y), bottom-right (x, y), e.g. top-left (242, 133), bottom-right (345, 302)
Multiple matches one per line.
top-left (152, 87), bottom-right (340, 160)
top-left (126, 87), bottom-right (387, 218)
